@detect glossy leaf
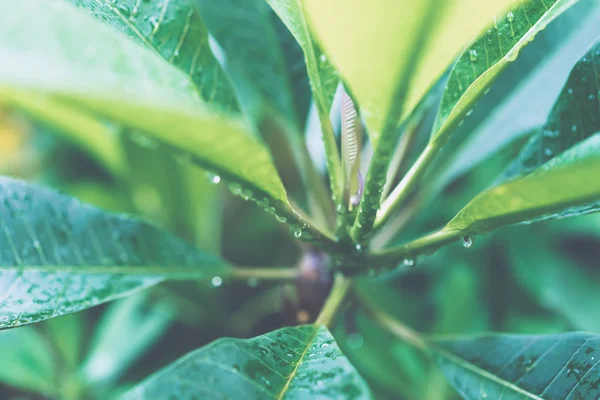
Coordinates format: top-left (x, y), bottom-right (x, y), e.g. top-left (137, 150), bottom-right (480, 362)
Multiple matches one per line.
top-left (69, 0), bottom-right (238, 112)
top-left (195, 0), bottom-right (298, 127)
top-left (0, 177), bottom-right (229, 329)
top-left (433, 0), bottom-right (578, 143)
top-left (504, 38), bottom-right (600, 179)
top-left (416, 0), bottom-right (600, 201)
top-left (266, 0), bottom-right (343, 200)
top-left (120, 325), bottom-right (372, 399)
top-left (509, 229), bottom-right (600, 333)
top-left (302, 0), bottom-right (522, 147)
top-left (0, 0), bottom-right (289, 208)
top-left (433, 332), bottom-right (600, 399)
top-left (444, 133), bottom-right (600, 235)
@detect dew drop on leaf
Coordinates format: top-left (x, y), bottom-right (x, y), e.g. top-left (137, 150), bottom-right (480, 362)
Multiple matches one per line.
top-left (462, 235), bottom-right (474, 248)
top-left (228, 183), bottom-right (242, 196)
top-left (247, 278), bottom-right (259, 288)
top-left (469, 49), bottom-right (478, 62)
top-left (264, 206), bottom-right (276, 215)
top-left (205, 172), bottom-right (221, 184)
top-left (240, 189), bottom-right (253, 201)
top-left (211, 276), bottom-right (223, 287)
top-left (403, 258), bottom-right (415, 267)
top-left (275, 215), bottom-right (287, 223)
top-left (290, 225), bottom-right (303, 238)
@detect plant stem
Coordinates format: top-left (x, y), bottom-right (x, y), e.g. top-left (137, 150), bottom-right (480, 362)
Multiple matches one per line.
top-left (231, 267), bottom-right (299, 281)
top-left (357, 289), bottom-right (427, 350)
top-left (368, 228), bottom-right (461, 266)
top-left (315, 274), bottom-right (353, 327)
top-left (375, 143), bottom-right (437, 230)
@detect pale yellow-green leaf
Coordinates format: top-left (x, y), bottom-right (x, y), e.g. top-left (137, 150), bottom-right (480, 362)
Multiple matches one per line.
top-left (302, 0), bottom-right (520, 147)
top-left (0, 0), bottom-right (288, 206)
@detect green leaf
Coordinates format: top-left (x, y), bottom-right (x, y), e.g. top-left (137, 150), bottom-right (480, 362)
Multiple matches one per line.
top-left (302, 0), bottom-right (523, 147)
top-left (195, 0), bottom-right (299, 127)
top-left (266, 0), bottom-right (343, 201)
top-left (509, 225), bottom-right (600, 333)
top-left (82, 291), bottom-right (174, 386)
top-left (0, 177), bottom-right (229, 329)
top-left (444, 133), bottom-right (600, 235)
top-left (68, 0), bottom-right (238, 112)
top-left (433, 332), bottom-right (600, 399)
top-left (195, 0), bottom-right (334, 221)
top-left (0, 0), bottom-right (289, 209)
top-left (423, 0), bottom-right (600, 192)
top-left (0, 327), bottom-right (57, 395)
top-left (504, 37), bottom-right (600, 179)
top-left (120, 325), bottom-right (372, 399)
top-left (432, 0), bottom-right (579, 144)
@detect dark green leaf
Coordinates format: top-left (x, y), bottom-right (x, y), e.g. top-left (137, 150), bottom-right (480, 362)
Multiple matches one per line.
top-left (421, 0), bottom-right (600, 196)
top-left (432, 0), bottom-right (578, 143)
top-left (433, 332), bottom-right (600, 399)
top-left (120, 325), bottom-right (372, 399)
top-left (195, 0), bottom-right (298, 127)
top-left (69, 0), bottom-right (238, 112)
top-left (509, 224), bottom-right (600, 333)
top-left (504, 38), bottom-right (600, 179)
top-left (0, 177), bottom-right (229, 329)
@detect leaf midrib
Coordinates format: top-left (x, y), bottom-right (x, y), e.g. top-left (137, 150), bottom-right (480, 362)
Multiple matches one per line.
top-left (102, 0), bottom-right (204, 101)
top-left (433, 346), bottom-right (543, 399)
top-left (275, 325), bottom-right (320, 399)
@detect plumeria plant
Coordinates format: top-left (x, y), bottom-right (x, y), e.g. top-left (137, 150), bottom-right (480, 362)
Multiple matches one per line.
top-left (1, 0), bottom-right (600, 398)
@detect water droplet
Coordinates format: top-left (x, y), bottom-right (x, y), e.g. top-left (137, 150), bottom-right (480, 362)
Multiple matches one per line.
top-left (290, 225), bottom-right (303, 238)
top-left (506, 11), bottom-right (515, 22)
top-left (347, 333), bottom-right (364, 350)
top-left (403, 258), bottom-right (415, 267)
top-left (247, 277), bottom-right (259, 288)
top-left (116, 4), bottom-right (131, 17)
top-left (355, 244), bottom-right (362, 251)
top-left (257, 198), bottom-right (270, 208)
top-left (568, 88), bottom-right (573, 95)
top-left (319, 54), bottom-right (327, 62)
top-left (542, 129), bottom-right (559, 138)
top-left (462, 235), bottom-right (474, 248)
top-left (571, 125), bottom-right (577, 133)
top-left (264, 206), bottom-right (276, 215)
top-left (469, 49), bottom-right (478, 62)
top-left (465, 109), bottom-right (473, 117)
top-left (228, 183), bottom-right (242, 196)
top-left (544, 148), bottom-right (553, 157)
top-left (589, 94), bottom-right (596, 101)
top-left (275, 215), bottom-right (287, 223)
top-left (211, 276), bottom-right (223, 287)
top-left (240, 189), bottom-right (253, 201)
top-left (321, 343), bottom-right (330, 348)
